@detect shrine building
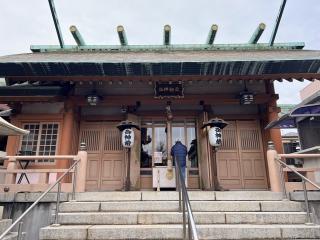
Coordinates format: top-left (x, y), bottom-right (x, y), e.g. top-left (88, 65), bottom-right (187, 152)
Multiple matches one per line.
top-left (0, 22), bottom-right (320, 192)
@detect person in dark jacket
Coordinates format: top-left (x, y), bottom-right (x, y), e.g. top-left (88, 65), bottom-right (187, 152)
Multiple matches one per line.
top-left (171, 140), bottom-right (188, 180)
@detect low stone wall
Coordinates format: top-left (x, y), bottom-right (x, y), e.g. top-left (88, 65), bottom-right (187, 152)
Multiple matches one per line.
top-left (290, 191), bottom-right (320, 224)
top-left (0, 192), bottom-right (68, 240)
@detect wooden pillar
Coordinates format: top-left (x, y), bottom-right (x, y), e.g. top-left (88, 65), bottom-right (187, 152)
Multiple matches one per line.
top-left (5, 118), bottom-right (20, 157)
top-left (267, 98), bottom-right (283, 154)
top-left (5, 157), bottom-right (17, 184)
top-left (126, 113), bottom-right (141, 190)
top-left (197, 111), bottom-right (212, 189)
top-left (57, 102), bottom-right (75, 180)
top-left (265, 82), bottom-right (283, 154)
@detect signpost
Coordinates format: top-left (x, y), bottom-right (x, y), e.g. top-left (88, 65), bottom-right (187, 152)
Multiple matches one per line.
top-left (154, 81), bottom-right (184, 99)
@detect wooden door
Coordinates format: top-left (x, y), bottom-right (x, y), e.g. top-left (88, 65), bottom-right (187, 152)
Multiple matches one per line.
top-left (238, 121), bottom-right (268, 189)
top-left (216, 120), bottom-right (267, 190)
top-left (79, 122), bottom-right (124, 191)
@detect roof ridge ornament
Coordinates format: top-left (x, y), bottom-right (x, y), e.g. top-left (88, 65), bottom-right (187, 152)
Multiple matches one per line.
top-left (48, 0), bottom-right (64, 48)
top-left (163, 25), bottom-right (171, 46)
top-left (70, 25), bottom-right (86, 46)
top-left (249, 23), bottom-right (266, 44)
top-left (206, 24), bottom-right (218, 45)
top-left (117, 25), bottom-right (128, 46)
top-left (270, 0), bottom-right (287, 46)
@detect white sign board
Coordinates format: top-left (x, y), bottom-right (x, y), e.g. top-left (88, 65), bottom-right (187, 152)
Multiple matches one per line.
top-left (153, 151), bottom-right (163, 163)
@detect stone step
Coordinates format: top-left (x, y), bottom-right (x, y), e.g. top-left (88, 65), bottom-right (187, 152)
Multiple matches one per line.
top-left (0, 219), bottom-right (12, 234)
top-left (59, 200), bottom-right (304, 213)
top-left (2, 233), bottom-right (18, 240)
top-left (39, 224), bottom-right (320, 240)
top-left (57, 212), bottom-right (309, 225)
top-left (71, 191), bottom-right (283, 202)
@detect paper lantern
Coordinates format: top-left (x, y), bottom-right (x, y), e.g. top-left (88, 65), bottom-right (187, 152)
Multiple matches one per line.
top-left (208, 127), bottom-right (222, 147)
top-left (122, 129), bottom-right (134, 148)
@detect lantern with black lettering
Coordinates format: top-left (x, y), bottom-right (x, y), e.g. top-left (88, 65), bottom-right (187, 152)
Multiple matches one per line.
top-left (202, 118), bottom-right (229, 147)
top-left (116, 120), bottom-right (140, 148)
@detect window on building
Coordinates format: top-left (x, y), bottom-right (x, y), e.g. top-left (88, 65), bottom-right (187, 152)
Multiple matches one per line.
top-left (20, 123), bottom-right (59, 163)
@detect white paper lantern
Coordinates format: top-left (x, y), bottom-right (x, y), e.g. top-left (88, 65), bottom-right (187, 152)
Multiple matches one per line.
top-left (122, 129), bottom-right (135, 148)
top-left (208, 127), bottom-right (222, 147)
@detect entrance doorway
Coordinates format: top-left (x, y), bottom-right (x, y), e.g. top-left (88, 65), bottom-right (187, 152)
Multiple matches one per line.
top-left (79, 122), bottom-right (124, 191)
top-left (215, 120), bottom-right (268, 189)
top-left (140, 119), bottom-right (199, 189)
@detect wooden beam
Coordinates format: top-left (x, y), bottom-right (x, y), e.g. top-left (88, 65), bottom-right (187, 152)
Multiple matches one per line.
top-left (0, 96), bottom-right (64, 102)
top-left (0, 94), bottom-right (276, 105)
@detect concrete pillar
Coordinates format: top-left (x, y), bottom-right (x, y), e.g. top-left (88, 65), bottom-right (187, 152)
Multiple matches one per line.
top-left (75, 143), bottom-right (87, 192)
top-left (266, 141), bottom-right (282, 192)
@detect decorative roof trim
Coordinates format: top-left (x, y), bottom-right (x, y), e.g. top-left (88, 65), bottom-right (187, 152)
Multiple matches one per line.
top-left (31, 42), bottom-right (305, 53)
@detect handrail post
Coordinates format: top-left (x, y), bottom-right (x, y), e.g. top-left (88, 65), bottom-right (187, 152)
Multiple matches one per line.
top-left (5, 157), bottom-right (17, 184)
top-left (175, 157), bottom-right (182, 211)
top-left (188, 216), bottom-right (192, 239)
top-left (75, 143), bottom-right (87, 192)
top-left (72, 163), bottom-right (78, 201)
top-left (182, 190), bottom-right (186, 240)
top-left (54, 182), bottom-right (61, 226)
top-left (302, 179), bottom-right (313, 224)
top-left (279, 162), bottom-right (288, 200)
top-left (266, 141), bottom-right (282, 192)
top-left (17, 221), bottom-right (23, 240)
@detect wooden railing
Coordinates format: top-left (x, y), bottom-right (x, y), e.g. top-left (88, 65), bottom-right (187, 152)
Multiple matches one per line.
top-left (0, 149), bottom-right (87, 193)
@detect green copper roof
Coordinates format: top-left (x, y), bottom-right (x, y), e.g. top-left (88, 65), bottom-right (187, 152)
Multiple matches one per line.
top-left (30, 42), bottom-right (305, 53)
top-left (279, 104), bottom-right (296, 116)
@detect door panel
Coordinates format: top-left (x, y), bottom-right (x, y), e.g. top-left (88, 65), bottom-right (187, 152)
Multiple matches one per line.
top-left (216, 121), bottom-right (242, 189)
top-left (238, 121), bottom-right (267, 189)
top-left (80, 122), bottom-right (124, 191)
top-left (216, 120), bottom-right (267, 190)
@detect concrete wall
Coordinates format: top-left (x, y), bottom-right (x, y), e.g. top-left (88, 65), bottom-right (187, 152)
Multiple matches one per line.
top-left (0, 192), bottom-right (68, 240)
top-left (300, 80), bottom-right (320, 101)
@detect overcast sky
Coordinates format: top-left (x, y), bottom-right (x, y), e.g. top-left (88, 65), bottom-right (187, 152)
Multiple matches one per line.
top-left (1, 0), bottom-right (319, 104)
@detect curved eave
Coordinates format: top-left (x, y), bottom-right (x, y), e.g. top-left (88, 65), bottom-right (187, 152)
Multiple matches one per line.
top-left (0, 60), bottom-right (320, 78)
top-left (0, 117), bottom-right (29, 136)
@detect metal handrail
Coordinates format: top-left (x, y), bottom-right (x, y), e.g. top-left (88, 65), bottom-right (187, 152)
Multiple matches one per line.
top-left (276, 158), bottom-right (320, 190)
top-left (174, 157), bottom-right (199, 240)
top-left (276, 156), bottom-right (320, 224)
top-left (0, 158), bottom-right (80, 240)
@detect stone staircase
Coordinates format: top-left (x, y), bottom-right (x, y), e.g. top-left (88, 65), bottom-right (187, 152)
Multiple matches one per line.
top-left (0, 206), bottom-right (21, 240)
top-left (40, 191), bottom-right (320, 240)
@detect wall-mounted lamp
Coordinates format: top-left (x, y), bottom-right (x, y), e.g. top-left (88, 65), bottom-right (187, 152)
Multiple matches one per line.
top-left (86, 91), bottom-right (102, 106)
top-left (239, 81), bottom-right (254, 105)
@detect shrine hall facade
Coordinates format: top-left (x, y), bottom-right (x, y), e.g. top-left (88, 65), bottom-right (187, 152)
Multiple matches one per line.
top-left (1, 39), bottom-right (320, 192)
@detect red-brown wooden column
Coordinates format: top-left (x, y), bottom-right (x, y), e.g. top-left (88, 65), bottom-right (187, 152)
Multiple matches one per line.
top-left (265, 82), bottom-right (283, 191)
top-left (57, 102), bottom-right (75, 179)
